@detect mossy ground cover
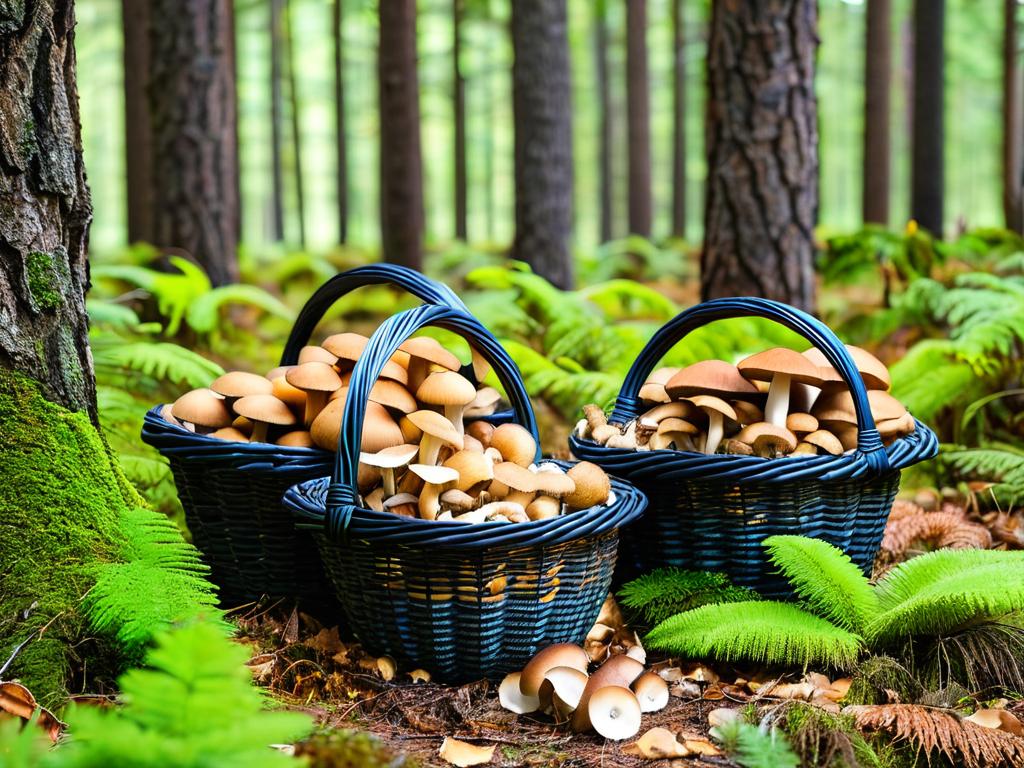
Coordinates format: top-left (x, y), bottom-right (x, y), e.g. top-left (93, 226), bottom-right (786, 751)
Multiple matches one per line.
top-left (0, 369), bottom-right (137, 702)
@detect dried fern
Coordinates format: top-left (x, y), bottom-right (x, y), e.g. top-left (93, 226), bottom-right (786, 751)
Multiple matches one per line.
top-left (881, 502), bottom-right (992, 563)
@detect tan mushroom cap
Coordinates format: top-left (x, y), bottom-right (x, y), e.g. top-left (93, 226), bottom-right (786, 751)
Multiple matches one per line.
top-left (417, 371), bottom-right (477, 408)
top-left (639, 367), bottom-right (680, 404)
top-left (210, 371), bottom-right (274, 399)
top-left (407, 409), bottom-right (464, 448)
top-left (687, 395), bottom-right (737, 421)
top-left (467, 420), bottom-right (494, 448)
top-left (736, 422), bottom-right (798, 456)
top-left (564, 462), bottom-right (612, 510)
top-left (360, 443), bottom-right (419, 469)
top-left (320, 332), bottom-right (368, 363)
top-left (656, 417), bottom-right (700, 440)
top-left (519, 643), bottom-right (590, 698)
top-left (632, 670), bottom-right (670, 713)
top-left (440, 489), bottom-right (476, 512)
top-left (309, 398), bottom-right (404, 453)
top-left (399, 336), bottom-right (461, 371)
top-left (642, 401), bottom-right (701, 423)
top-left (571, 655), bottom-right (645, 733)
top-left (490, 423), bottom-right (538, 467)
top-left (533, 470), bottom-right (577, 499)
top-left (492, 461), bottom-right (538, 494)
top-left (171, 388), bottom-right (233, 428)
top-left (367, 379), bottom-right (417, 414)
top-left (877, 412), bottom-right (916, 439)
top-left (732, 400), bottom-right (765, 425)
top-left (271, 375), bottom-right (306, 410)
top-left (409, 463), bottom-right (460, 486)
top-left (466, 386), bottom-right (502, 414)
top-left (738, 347), bottom-right (824, 386)
top-left (210, 426), bottom-right (250, 442)
top-left (844, 345), bottom-right (891, 390)
top-left (786, 412), bottom-right (819, 434)
top-left (298, 345), bottom-right (338, 365)
top-left (286, 361), bottom-right (343, 393)
top-left (443, 450), bottom-right (495, 492)
top-left (527, 495), bottom-right (562, 521)
top-left (804, 429), bottom-right (844, 455)
top-left (265, 365), bottom-right (292, 381)
top-left (666, 360), bottom-right (759, 399)
top-left (815, 389), bottom-right (906, 423)
top-left (233, 394), bottom-right (297, 426)
top-left (276, 430), bottom-right (316, 448)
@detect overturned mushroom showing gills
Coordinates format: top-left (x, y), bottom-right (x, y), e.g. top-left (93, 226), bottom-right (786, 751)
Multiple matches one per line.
top-left (585, 685), bottom-right (642, 740)
top-left (738, 348), bottom-right (824, 428)
top-left (409, 464), bottom-right (459, 520)
top-left (538, 666), bottom-right (589, 721)
top-left (361, 444), bottom-right (419, 496)
top-left (687, 395), bottom-right (737, 455)
top-left (498, 671), bottom-right (540, 714)
top-left (519, 643), bottom-right (590, 699)
top-left (571, 655), bottom-right (645, 733)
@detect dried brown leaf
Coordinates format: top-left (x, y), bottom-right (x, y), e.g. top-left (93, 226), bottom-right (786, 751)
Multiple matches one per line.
top-left (0, 682), bottom-right (63, 742)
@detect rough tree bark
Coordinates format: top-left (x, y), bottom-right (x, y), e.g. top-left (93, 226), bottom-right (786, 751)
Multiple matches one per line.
top-left (626, 0), bottom-right (652, 238)
top-left (122, 0), bottom-right (153, 245)
top-left (148, 0), bottom-right (240, 286)
top-left (270, 0), bottom-right (285, 242)
top-left (378, 0), bottom-right (424, 270)
top-left (1004, 0), bottom-right (1022, 234)
top-left (671, 0), bottom-right (687, 239)
top-left (453, 0), bottom-right (468, 241)
top-left (863, 0), bottom-right (891, 225)
top-left (910, 0), bottom-right (944, 236)
top-left (334, 0), bottom-right (348, 244)
top-left (594, 0), bottom-right (613, 243)
top-left (0, 0), bottom-right (95, 416)
top-left (701, 0), bottom-right (818, 312)
top-left (511, 0), bottom-right (574, 289)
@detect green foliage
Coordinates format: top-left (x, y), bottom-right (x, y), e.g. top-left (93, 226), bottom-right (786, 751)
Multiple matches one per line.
top-left (618, 568), bottom-right (755, 626)
top-left (779, 702), bottom-right (892, 768)
top-left (84, 506), bottom-right (222, 658)
top-left (712, 719), bottom-right (800, 768)
top-left (845, 657), bottom-right (925, 707)
top-left (0, 717), bottom-right (51, 768)
top-left (44, 622), bottom-right (310, 767)
top-left (940, 445), bottom-right (1024, 506)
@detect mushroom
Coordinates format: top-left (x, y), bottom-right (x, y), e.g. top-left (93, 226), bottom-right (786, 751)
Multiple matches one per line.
top-left (441, 489), bottom-right (477, 514)
top-left (571, 654), bottom-right (645, 733)
top-left (409, 464), bottom-right (460, 520)
top-left (319, 332), bottom-right (367, 370)
top-left (877, 412), bottom-right (916, 443)
top-left (738, 348), bottom-right (825, 428)
top-left (489, 423), bottom-right (538, 467)
top-left (364, 487), bottom-right (385, 512)
top-left (632, 671), bottom-right (669, 713)
top-left (478, 501), bottom-right (528, 522)
top-left (722, 438), bottom-right (754, 455)
top-left (443, 450), bottom-right (495, 494)
top-left (793, 442), bottom-right (817, 455)
top-left (286, 361), bottom-right (343, 425)
top-left (732, 400), bottom-right (764, 426)
top-left (804, 429), bottom-right (843, 455)
top-left (665, 360), bottom-right (759, 403)
top-left (366, 379), bottom-right (417, 415)
top-left (498, 671), bottom-right (541, 714)
top-left (467, 420), bottom-right (494, 449)
top-left (490, 462), bottom-right (538, 508)
top-left (638, 367), bottom-right (680, 404)
top-left (786, 412), bottom-right (819, 438)
top-left (399, 336), bottom-right (462, 391)
top-left (298, 345), bottom-right (338, 365)
top-left (526, 496), bottom-right (561, 521)
top-left (465, 387), bottom-right (502, 419)
top-left (583, 686), bottom-right (642, 740)
top-left (210, 371), bottom-right (273, 404)
top-left (400, 414), bottom-right (423, 444)
top-left (271, 374), bottom-right (306, 412)
top-left (417, 371), bottom-right (477, 434)
top-left (839, 345), bottom-right (891, 391)
top-left (520, 643), bottom-right (590, 699)
top-left (649, 417), bottom-right (700, 452)
top-left (276, 430), bottom-right (315, 448)
top-left (686, 395), bottom-right (737, 454)
top-left (310, 398), bottom-right (404, 453)
top-left (533, 466), bottom-right (577, 500)
top-left (407, 409), bottom-right (464, 465)
top-left (210, 426), bottom-right (250, 442)
top-left (171, 388), bottom-right (233, 432)
top-left (735, 422), bottom-right (798, 458)
top-left (641, 401), bottom-right (701, 423)
top-left (383, 492), bottom-right (419, 518)
top-left (233, 394), bottom-right (297, 443)
top-left (564, 462), bottom-right (611, 510)
top-left (538, 666), bottom-right (589, 721)
top-left (360, 444), bottom-right (419, 496)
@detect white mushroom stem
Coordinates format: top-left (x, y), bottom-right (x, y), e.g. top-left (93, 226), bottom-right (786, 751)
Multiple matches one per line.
top-left (505, 490), bottom-right (535, 508)
top-left (445, 405), bottom-right (467, 435)
top-left (704, 412), bottom-right (725, 455)
top-left (418, 482), bottom-right (445, 520)
top-left (380, 468), bottom-right (398, 497)
top-left (764, 373), bottom-right (792, 428)
top-left (418, 435), bottom-right (443, 466)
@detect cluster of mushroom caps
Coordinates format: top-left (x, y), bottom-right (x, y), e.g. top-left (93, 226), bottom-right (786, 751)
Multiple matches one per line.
top-left (577, 344), bottom-right (917, 458)
top-left (164, 332), bottom-right (613, 522)
top-left (498, 643), bottom-right (669, 741)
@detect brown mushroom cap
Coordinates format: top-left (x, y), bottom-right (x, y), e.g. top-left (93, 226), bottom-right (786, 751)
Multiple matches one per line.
top-left (639, 368), bottom-right (679, 404)
top-left (803, 429), bottom-right (843, 455)
top-left (298, 345), bottom-right (338, 365)
top-left (320, 332), bottom-right (369, 364)
top-left (491, 461), bottom-right (538, 495)
top-left (533, 470), bottom-right (577, 499)
top-left (286, 361), bottom-right (343, 394)
top-left (407, 409), bottom-right (464, 450)
top-left (310, 399), bottom-right (403, 453)
top-left (490, 423), bottom-right (538, 467)
top-left (210, 371), bottom-right (274, 399)
top-left (571, 655), bottom-right (645, 733)
top-left (171, 388), bottom-right (233, 429)
top-left (271, 375), bottom-right (306, 410)
top-left (467, 420), bottom-right (494, 448)
top-left (417, 370), bottom-right (477, 408)
top-left (367, 379), bottom-right (417, 414)
top-left (527, 495), bottom-right (562, 521)
top-left (276, 430), bottom-right (316, 448)
top-left (265, 365), bottom-right (292, 381)
top-left (844, 345), bottom-right (891, 390)
top-left (564, 462), bottom-right (612, 510)
top-left (786, 412), bottom-right (819, 434)
top-left (642, 401), bottom-right (701, 423)
top-left (210, 426), bottom-right (250, 442)
top-left (812, 391), bottom-right (859, 425)
top-left (687, 395), bottom-right (737, 421)
top-left (233, 394), bottom-right (297, 427)
top-left (399, 336), bottom-right (461, 371)
top-left (519, 643), bottom-right (590, 698)
top-left (443, 450), bottom-right (495, 492)
top-left (735, 422), bottom-right (798, 456)
top-left (666, 360), bottom-right (759, 400)
top-left (738, 347), bottom-right (824, 386)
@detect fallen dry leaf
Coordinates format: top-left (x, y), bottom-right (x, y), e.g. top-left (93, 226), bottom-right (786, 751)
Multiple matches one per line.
top-left (622, 727), bottom-right (688, 759)
top-left (0, 682), bottom-right (63, 742)
top-left (708, 708), bottom-right (741, 728)
top-left (681, 737), bottom-right (721, 756)
top-left (409, 668), bottom-right (431, 683)
top-left (438, 737), bottom-right (495, 766)
top-left (305, 626), bottom-right (345, 655)
top-left (246, 653), bottom-right (277, 684)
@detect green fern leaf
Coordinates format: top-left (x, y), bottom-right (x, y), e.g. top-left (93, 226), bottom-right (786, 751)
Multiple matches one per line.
top-left (646, 601), bottom-right (863, 668)
top-left (93, 342), bottom-right (224, 389)
top-left (712, 719), bottom-right (800, 768)
top-left (619, 568), bottom-right (755, 626)
top-left (185, 284), bottom-right (294, 335)
top-left (763, 535), bottom-right (877, 632)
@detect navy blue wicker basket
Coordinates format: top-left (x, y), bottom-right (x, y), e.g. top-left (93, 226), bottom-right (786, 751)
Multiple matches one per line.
top-left (569, 297), bottom-right (939, 597)
top-left (141, 265), bottom-right (508, 608)
top-left (283, 304), bottom-right (647, 683)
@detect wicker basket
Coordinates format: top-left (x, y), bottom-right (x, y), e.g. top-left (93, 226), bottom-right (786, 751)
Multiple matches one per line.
top-left (569, 297), bottom-right (939, 597)
top-left (142, 265), bottom-right (509, 608)
top-left (283, 304), bottom-right (647, 682)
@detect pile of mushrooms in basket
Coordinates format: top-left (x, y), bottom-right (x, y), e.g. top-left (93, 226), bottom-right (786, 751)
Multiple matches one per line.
top-left (164, 332), bottom-right (613, 523)
top-left (577, 345), bottom-right (917, 457)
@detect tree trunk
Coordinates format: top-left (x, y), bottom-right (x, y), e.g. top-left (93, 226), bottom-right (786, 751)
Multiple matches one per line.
top-left (270, 0), bottom-right (285, 242)
top-left (510, 0), bottom-right (574, 289)
top-left (285, 0), bottom-right (306, 248)
top-left (453, 0), bottom-right (468, 241)
top-left (1004, 0), bottom-right (1022, 233)
top-left (701, 0), bottom-right (818, 312)
top-left (148, 0), bottom-right (239, 286)
top-left (378, 0), bottom-right (424, 270)
top-left (334, 0), bottom-right (348, 244)
top-left (671, 0), bottom-right (686, 239)
top-left (863, 0), bottom-right (891, 226)
top-left (594, 0), bottom-right (613, 243)
top-left (122, 0), bottom-right (153, 245)
top-left (910, 0), bottom-right (944, 236)
top-left (0, 0), bottom-right (95, 416)
top-left (626, 0), bottom-right (652, 238)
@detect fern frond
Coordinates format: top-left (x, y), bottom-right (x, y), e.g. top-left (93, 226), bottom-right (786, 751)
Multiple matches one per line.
top-left (763, 536), bottom-right (877, 632)
top-left (93, 342), bottom-right (224, 389)
top-left (618, 568), bottom-right (755, 626)
top-left (576, 280), bottom-right (678, 321)
top-left (646, 601), bottom-right (863, 669)
top-left (942, 447), bottom-right (1024, 505)
top-left (185, 284), bottom-right (294, 335)
top-left (890, 340), bottom-right (987, 423)
top-left (712, 719), bottom-right (800, 768)
top-left (87, 299), bottom-right (146, 331)
top-left (92, 256), bottom-right (211, 335)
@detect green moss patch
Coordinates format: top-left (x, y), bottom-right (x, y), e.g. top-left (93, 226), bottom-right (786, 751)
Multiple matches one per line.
top-left (25, 251), bottom-right (62, 312)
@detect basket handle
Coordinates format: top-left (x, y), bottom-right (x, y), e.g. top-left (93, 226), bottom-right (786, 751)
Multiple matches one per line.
top-left (325, 304), bottom-right (540, 538)
top-left (610, 297), bottom-right (891, 472)
top-left (280, 264), bottom-right (467, 365)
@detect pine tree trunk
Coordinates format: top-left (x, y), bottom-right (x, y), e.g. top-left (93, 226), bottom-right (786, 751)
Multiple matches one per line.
top-left (626, 0), bottom-right (652, 238)
top-left (378, 0), bottom-right (424, 270)
top-left (122, 0), bottom-right (153, 245)
top-left (0, 0), bottom-right (95, 417)
top-left (270, 0), bottom-right (286, 242)
top-left (671, 0), bottom-right (687, 239)
top-left (1004, 0), bottom-right (1023, 234)
top-left (285, 0), bottom-right (306, 248)
top-left (701, 0), bottom-right (818, 312)
top-left (595, 0), bottom-right (613, 243)
top-left (910, 0), bottom-right (944, 236)
top-left (148, 0), bottom-right (239, 286)
top-left (511, 0), bottom-right (574, 289)
top-left (453, 0), bottom-right (468, 241)
top-left (863, 0), bottom-right (891, 225)
top-left (334, 0), bottom-right (348, 244)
